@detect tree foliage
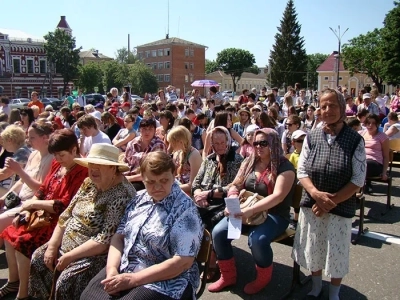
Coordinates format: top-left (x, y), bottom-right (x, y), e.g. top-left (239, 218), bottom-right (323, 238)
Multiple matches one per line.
top-left (205, 59), bottom-right (219, 74)
top-left (342, 29), bottom-right (385, 92)
top-left (115, 47), bottom-right (137, 64)
top-left (268, 0), bottom-right (307, 89)
top-left (381, 1), bottom-right (400, 85)
top-left (44, 29), bottom-right (81, 92)
top-left (128, 62), bottom-right (158, 95)
top-left (75, 62), bottom-right (103, 93)
top-left (306, 53), bottom-right (329, 89)
top-left (216, 48), bottom-right (256, 92)
top-left (101, 60), bottom-right (126, 91)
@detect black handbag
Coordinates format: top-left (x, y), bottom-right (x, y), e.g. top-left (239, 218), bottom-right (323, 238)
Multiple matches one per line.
top-left (4, 192), bottom-right (21, 209)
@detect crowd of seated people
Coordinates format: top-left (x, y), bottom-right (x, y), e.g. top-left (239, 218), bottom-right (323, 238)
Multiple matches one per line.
top-left (0, 84), bottom-right (397, 299)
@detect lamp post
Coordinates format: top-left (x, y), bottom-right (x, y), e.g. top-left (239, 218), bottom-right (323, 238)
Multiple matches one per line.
top-left (329, 25), bottom-right (349, 88)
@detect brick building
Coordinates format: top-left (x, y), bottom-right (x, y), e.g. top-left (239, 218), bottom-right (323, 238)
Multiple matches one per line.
top-left (136, 37), bottom-right (207, 97)
top-left (0, 16), bottom-right (71, 99)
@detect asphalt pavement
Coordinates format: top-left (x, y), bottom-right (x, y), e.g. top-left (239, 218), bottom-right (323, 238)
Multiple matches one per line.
top-left (0, 156), bottom-right (399, 300)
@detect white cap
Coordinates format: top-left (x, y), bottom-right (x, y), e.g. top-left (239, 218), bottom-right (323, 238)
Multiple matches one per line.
top-left (244, 124), bottom-right (260, 136)
top-left (90, 111), bottom-right (102, 121)
top-left (291, 130), bottom-right (306, 140)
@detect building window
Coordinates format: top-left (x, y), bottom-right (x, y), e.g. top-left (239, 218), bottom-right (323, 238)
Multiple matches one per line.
top-left (189, 74), bottom-right (193, 82)
top-left (145, 51), bottom-right (150, 58)
top-left (339, 76), bottom-right (343, 81)
top-left (190, 49), bottom-right (194, 57)
top-left (158, 74), bottom-right (163, 82)
top-left (152, 63), bottom-right (157, 70)
top-left (151, 50), bottom-right (157, 57)
top-left (138, 52), bottom-right (143, 59)
top-left (13, 58), bottom-right (20, 73)
top-left (40, 60), bottom-right (46, 74)
top-left (324, 76), bottom-right (329, 80)
top-left (158, 62), bottom-right (163, 69)
top-left (224, 84), bottom-right (227, 89)
top-left (190, 63), bottom-right (194, 70)
top-left (158, 49), bottom-right (163, 56)
top-left (164, 74), bottom-right (170, 82)
top-left (185, 49), bottom-right (189, 56)
top-left (185, 75), bottom-right (189, 83)
top-left (237, 84), bottom-right (240, 90)
top-left (27, 59), bottom-right (34, 73)
top-left (184, 62), bottom-right (189, 69)
top-left (146, 63), bottom-right (151, 68)
top-left (164, 48), bottom-right (170, 56)
top-left (229, 84), bottom-right (232, 89)
top-left (165, 61), bottom-right (170, 69)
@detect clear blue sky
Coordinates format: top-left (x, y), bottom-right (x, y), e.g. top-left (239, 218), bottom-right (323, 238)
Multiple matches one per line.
top-left (1, 0), bottom-right (395, 66)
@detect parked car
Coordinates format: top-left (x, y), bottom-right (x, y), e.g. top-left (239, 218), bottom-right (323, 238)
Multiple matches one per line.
top-left (41, 97), bottom-right (64, 110)
top-left (222, 90), bottom-right (233, 97)
top-left (84, 93), bottom-right (105, 106)
top-left (9, 98), bottom-right (30, 110)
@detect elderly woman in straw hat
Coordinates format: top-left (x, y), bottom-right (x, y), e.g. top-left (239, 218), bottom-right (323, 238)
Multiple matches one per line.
top-left (29, 143), bottom-right (136, 300)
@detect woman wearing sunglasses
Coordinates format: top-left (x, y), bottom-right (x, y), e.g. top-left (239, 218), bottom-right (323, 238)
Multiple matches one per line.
top-left (208, 128), bottom-right (295, 295)
top-left (281, 114), bottom-right (302, 154)
top-left (18, 108), bottom-right (35, 136)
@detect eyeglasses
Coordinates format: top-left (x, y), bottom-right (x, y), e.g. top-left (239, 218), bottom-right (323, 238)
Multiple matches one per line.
top-left (294, 139), bottom-right (304, 143)
top-left (20, 112), bottom-right (27, 116)
top-left (253, 140), bottom-right (269, 148)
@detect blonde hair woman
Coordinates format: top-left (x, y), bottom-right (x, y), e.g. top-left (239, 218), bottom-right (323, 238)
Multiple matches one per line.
top-left (167, 126), bottom-right (202, 194)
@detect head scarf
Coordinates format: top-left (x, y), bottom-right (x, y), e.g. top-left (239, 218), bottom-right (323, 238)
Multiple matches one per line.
top-left (320, 88), bottom-right (346, 135)
top-left (211, 126), bottom-right (232, 179)
top-left (231, 128), bottom-right (286, 195)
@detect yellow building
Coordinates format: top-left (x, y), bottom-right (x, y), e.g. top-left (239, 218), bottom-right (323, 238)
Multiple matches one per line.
top-left (205, 70), bottom-right (267, 92)
top-left (79, 49), bottom-right (113, 65)
top-left (317, 52), bottom-right (396, 96)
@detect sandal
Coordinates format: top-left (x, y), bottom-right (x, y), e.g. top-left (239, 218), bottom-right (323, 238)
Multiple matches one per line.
top-left (0, 280), bottom-right (19, 297)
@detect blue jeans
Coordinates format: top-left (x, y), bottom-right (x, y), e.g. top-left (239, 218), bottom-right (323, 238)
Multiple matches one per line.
top-left (212, 214), bottom-right (289, 268)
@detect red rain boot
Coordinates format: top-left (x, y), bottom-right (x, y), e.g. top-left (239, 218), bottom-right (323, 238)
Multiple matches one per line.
top-left (243, 264), bottom-right (273, 295)
top-left (207, 257), bottom-right (236, 292)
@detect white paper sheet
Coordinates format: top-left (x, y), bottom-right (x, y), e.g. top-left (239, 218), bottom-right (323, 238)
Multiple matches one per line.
top-left (224, 197), bottom-right (242, 240)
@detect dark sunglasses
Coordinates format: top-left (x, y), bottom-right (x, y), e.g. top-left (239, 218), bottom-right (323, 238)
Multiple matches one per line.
top-left (253, 140), bottom-right (269, 148)
top-left (20, 112), bottom-right (27, 116)
top-left (294, 139), bottom-right (304, 143)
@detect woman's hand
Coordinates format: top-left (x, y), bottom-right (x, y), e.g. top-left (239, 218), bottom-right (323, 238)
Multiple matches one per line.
top-left (194, 191), bottom-right (209, 208)
top-left (44, 245), bottom-right (59, 271)
top-left (12, 211), bottom-right (30, 228)
top-left (233, 207), bottom-right (253, 222)
top-left (310, 189), bottom-right (336, 212)
top-left (101, 273), bottom-right (136, 295)
top-left (381, 173), bottom-right (388, 181)
top-left (312, 203), bottom-right (325, 217)
top-left (4, 158), bottom-right (22, 175)
top-left (56, 252), bottom-right (74, 271)
top-left (20, 200), bottom-right (37, 211)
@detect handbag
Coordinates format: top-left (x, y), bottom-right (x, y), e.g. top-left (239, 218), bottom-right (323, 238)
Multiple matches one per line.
top-left (4, 192), bottom-right (22, 209)
top-left (25, 210), bottom-right (53, 232)
top-left (239, 190), bottom-right (268, 226)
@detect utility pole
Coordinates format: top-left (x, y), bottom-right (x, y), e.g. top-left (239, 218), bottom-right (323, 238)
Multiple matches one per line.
top-left (329, 25), bottom-right (349, 88)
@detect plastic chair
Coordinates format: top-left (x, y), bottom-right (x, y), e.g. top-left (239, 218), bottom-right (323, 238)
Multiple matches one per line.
top-left (196, 229), bottom-right (212, 299)
top-left (389, 139), bottom-right (400, 168)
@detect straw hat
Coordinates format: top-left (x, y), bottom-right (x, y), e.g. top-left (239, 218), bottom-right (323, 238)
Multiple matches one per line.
top-left (74, 143), bottom-right (129, 172)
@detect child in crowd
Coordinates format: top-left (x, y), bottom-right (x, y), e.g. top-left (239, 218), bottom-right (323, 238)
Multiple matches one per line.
top-left (239, 124), bottom-right (259, 158)
top-left (288, 130), bottom-right (306, 230)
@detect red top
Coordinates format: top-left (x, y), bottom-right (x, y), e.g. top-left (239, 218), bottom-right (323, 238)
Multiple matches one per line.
top-left (1, 159), bottom-right (88, 258)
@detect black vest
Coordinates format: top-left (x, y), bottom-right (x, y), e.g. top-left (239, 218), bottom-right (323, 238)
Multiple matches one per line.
top-left (301, 124), bottom-right (362, 218)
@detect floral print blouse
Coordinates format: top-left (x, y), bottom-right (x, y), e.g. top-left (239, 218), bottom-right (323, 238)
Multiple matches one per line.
top-left (58, 177), bottom-right (136, 253)
top-left (116, 182), bottom-right (203, 299)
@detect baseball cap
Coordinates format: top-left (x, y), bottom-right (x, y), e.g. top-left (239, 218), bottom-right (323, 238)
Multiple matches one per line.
top-left (291, 130), bottom-right (306, 140)
top-left (111, 102), bottom-right (119, 108)
top-left (90, 111), bottom-right (102, 121)
top-left (121, 102), bottom-right (131, 108)
top-left (95, 103), bottom-right (104, 109)
top-left (363, 93), bottom-right (371, 100)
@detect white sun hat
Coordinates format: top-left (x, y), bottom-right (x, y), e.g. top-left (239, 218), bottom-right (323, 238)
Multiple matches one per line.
top-left (74, 143), bottom-right (129, 172)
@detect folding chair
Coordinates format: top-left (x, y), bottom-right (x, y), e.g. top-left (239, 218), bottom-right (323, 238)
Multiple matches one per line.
top-left (367, 150), bottom-right (394, 215)
top-left (389, 139), bottom-right (400, 168)
top-left (196, 229), bottom-right (212, 299)
top-left (352, 189), bottom-right (367, 245)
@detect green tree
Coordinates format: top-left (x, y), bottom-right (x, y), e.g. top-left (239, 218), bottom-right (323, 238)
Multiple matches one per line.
top-left (128, 62), bottom-right (158, 95)
top-left (216, 48), bottom-right (256, 92)
top-left (101, 60), bottom-right (125, 91)
top-left (205, 59), bottom-right (219, 74)
top-left (342, 29), bottom-right (385, 92)
top-left (75, 62), bottom-right (103, 93)
top-left (268, 0), bottom-right (307, 89)
top-left (381, 1), bottom-right (400, 85)
top-left (44, 29), bottom-right (81, 92)
top-left (115, 47), bottom-right (137, 64)
top-left (305, 53), bottom-right (329, 89)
